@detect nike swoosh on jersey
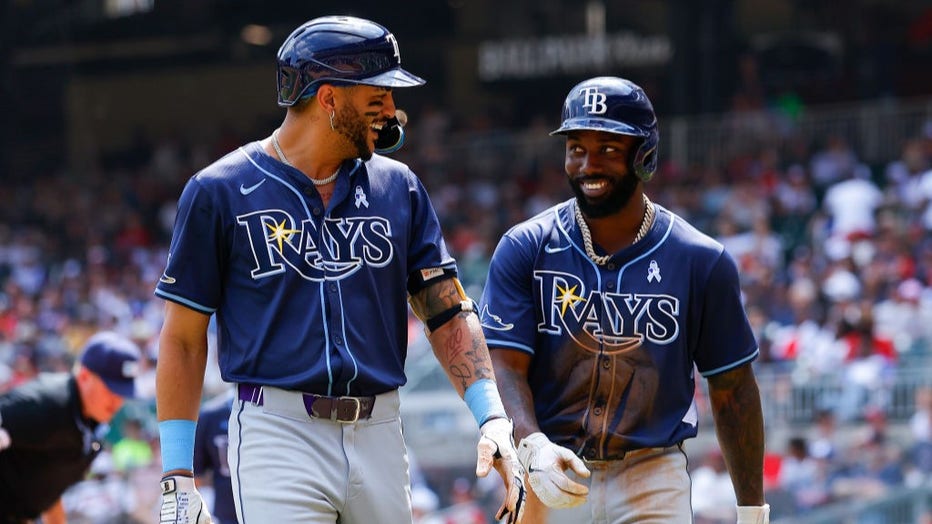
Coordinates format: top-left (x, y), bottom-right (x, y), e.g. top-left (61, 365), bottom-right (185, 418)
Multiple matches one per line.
top-left (544, 244), bottom-right (571, 253)
top-left (159, 274), bottom-right (177, 284)
top-left (239, 179), bottom-right (266, 195)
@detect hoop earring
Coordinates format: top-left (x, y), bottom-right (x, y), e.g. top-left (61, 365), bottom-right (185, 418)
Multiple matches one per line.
top-left (329, 110), bottom-right (336, 131)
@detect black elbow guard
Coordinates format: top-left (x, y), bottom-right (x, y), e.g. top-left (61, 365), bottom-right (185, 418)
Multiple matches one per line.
top-left (426, 300), bottom-right (478, 333)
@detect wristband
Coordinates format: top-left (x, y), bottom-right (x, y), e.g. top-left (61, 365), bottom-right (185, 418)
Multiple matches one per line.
top-left (736, 504), bottom-right (770, 524)
top-left (158, 419), bottom-right (196, 473)
top-left (464, 378), bottom-right (507, 427)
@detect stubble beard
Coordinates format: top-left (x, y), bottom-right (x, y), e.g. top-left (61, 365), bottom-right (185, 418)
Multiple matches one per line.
top-left (333, 103), bottom-right (373, 161)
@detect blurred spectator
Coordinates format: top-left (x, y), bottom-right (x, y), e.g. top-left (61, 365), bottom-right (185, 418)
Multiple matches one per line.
top-left (809, 409), bottom-right (841, 462)
top-left (821, 159), bottom-right (883, 244)
top-left (778, 436), bottom-right (830, 512)
top-left (833, 306), bottom-right (897, 421)
top-left (111, 417), bottom-right (154, 473)
top-left (61, 451), bottom-right (138, 523)
top-left (885, 138), bottom-right (930, 213)
top-left (910, 386), bottom-right (932, 444)
top-left (908, 386), bottom-right (932, 485)
top-left (439, 477), bottom-right (488, 524)
top-left (691, 448), bottom-right (737, 523)
top-left (412, 483), bottom-right (443, 524)
top-left (809, 135), bottom-right (862, 194)
top-left (831, 426), bottom-right (904, 503)
top-left (873, 278), bottom-right (932, 355)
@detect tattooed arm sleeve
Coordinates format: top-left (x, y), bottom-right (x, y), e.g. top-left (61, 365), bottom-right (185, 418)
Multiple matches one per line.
top-left (415, 278), bottom-right (495, 397)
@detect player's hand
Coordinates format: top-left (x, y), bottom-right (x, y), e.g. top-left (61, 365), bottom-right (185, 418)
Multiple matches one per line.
top-left (736, 504), bottom-right (770, 523)
top-left (516, 432), bottom-right (590, 509)
top-left (476, 417), bottom-right (526, 523)
top-left (160, 474), bottom-right (213, 524)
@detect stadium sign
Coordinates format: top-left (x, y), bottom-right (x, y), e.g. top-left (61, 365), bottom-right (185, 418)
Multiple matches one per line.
top-left (478, 32), bottom-right (672, 81)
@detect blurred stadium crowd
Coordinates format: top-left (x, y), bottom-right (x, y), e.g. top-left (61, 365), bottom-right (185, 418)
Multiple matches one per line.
top-left (2, 89), bottom-right (932, 521)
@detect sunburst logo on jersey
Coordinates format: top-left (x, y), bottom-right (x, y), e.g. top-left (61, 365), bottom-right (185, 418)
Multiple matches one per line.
top-left (557, 283), bottom-right (586, 316)
top-left (265, 219), bottom-right (301, 253)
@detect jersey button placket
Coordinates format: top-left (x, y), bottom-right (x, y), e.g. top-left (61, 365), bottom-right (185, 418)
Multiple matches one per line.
top-left (326, 282), bottom-right (342, 345)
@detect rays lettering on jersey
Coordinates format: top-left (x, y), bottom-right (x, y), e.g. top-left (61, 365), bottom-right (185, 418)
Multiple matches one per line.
top-left (236, 209), bottom-right (393, 280)
top-left (535, 270), bottom-right (679, 354)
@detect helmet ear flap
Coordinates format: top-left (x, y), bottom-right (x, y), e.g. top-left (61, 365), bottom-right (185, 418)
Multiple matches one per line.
top-left (632, 133), bottom-right (659, 181)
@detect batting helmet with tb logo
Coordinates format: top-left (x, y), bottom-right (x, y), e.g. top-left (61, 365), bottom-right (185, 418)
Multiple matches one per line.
top-left (276, 16), bottom-right (426, 107)
top-left (551, 77), bottom-right (659, 182)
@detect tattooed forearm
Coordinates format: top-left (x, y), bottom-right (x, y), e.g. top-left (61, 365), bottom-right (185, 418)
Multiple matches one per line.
top-left (464, 324), bottom-right (493, 380)
top-left (430, 316), bottom-right (495, 396)
top-left (707, 364), bottom-right (766, 506)
top-left (412, 278), bottom-right (462, 318)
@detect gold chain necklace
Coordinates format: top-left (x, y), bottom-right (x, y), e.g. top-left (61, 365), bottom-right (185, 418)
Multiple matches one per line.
top-left (271, 129), bottom-right (339, 186)
top-left (574, 194), bottom-right (654, 266)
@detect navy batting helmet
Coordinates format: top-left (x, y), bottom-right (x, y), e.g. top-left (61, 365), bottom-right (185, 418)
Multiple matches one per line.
top-left (276, 16), bottom-right (426, 107)
top-left (551, 77), bottom-right (659, 181)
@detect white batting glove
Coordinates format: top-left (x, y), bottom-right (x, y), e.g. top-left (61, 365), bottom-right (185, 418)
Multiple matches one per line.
top-left (160, 475), bottom-right (213, 524)
top-left (477, 418), bottom-right (527, 523)
top-left (737, 504), bottom-right (770, 524)
top-left (516, 432), bottom-right (591, 509)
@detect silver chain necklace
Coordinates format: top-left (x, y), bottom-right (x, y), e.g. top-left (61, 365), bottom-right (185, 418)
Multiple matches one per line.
top-left (271, 129), bottom-right (339, 186)
top-left (574, 194), bottom-right (654, 266)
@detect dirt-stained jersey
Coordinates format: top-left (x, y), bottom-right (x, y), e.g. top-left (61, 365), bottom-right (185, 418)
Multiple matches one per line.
top-left (479, 199), bottom-right (757, 460)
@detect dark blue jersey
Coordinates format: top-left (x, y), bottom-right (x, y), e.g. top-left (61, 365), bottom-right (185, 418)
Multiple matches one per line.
top-left (193, 391), bottom-right (235, 523)
top-left (479, 199), bottom-right (758, 459)
top-left (155, 142), bottom-right (455, 395)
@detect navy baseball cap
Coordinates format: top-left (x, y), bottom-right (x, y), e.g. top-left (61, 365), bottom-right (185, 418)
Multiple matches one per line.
top-left (79, 331), bottom-right (141, 398)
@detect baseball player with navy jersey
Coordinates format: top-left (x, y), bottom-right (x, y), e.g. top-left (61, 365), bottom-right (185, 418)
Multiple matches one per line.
top-left (154, 15), bottom-right (525, 524)
top-left (480, 77), bottom-right (769, 523)
top-left (193, 390), bottom-right (235, 524)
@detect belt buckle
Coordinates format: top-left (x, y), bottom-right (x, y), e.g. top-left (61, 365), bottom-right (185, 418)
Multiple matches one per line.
top-left (335, 396), bottom-right (361, 423)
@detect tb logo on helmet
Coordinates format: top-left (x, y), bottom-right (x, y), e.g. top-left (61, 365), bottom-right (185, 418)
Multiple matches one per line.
top-left (580, 87), bottom-right (608, 115)
top-left (387, 33), bottom-right (401, 62)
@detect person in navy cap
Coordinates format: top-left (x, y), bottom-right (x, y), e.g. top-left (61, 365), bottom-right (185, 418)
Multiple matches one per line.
top-left (0, 331), bottom-right (141, 524)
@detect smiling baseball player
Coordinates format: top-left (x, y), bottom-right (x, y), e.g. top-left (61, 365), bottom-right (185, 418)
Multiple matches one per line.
top-left (154, 15), bottom-right (524, 524)
top-left (480, 77), bottom-right (769, 523)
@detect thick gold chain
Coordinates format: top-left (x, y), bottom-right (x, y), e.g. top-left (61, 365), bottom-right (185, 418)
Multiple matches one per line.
top-left (574, 194), bottom-right (654, 266)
